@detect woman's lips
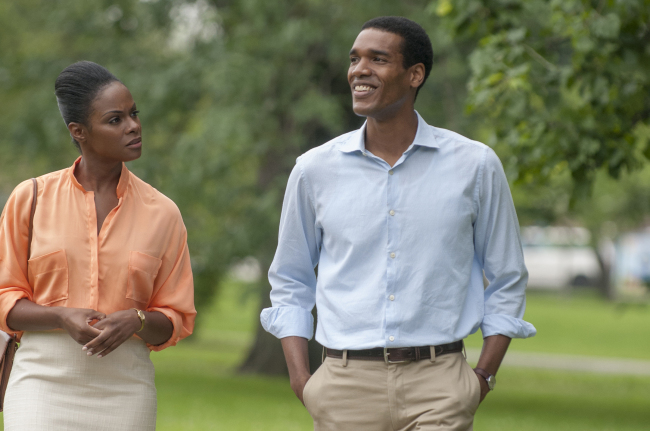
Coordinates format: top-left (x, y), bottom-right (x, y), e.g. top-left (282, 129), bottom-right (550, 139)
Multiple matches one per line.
top-left (127, 138), bottom-right (142, 149)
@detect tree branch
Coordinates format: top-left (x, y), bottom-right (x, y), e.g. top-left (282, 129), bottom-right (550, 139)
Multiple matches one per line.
top-left (523, 44), bottom-right (557, 71)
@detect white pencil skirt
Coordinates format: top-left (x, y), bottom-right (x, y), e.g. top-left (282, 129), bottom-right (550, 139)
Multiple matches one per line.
top-left (3, 331), bottom-right (157, 430)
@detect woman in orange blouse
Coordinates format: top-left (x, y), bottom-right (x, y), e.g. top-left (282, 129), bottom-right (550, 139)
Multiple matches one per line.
top-left (0, 61), bottom-right (195, 430)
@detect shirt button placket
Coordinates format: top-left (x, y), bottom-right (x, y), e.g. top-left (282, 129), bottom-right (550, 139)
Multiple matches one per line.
top-left (386, 166), bottom-right (398, 346)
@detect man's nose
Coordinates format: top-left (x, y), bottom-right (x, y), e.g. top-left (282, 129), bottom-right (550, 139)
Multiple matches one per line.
top-left (350, 59), bottom-right (372, 78)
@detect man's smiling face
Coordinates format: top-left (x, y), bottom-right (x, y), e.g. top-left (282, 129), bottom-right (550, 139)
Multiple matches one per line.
top-left (348, 28), bottom-right (415, 120)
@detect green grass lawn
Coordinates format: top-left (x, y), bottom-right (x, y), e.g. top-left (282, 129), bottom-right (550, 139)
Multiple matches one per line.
top-left (153, 340), bottom-right (650, 431)
top-left (152, 283), bottom-right (650, 430)
top-left (466, 289), bottom-right (650, 360)
top-left (2, 284), bottom-right (649, 430)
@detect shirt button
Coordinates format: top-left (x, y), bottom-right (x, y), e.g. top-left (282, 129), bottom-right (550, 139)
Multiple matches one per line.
top-left (390, 252), bottom-right (396, 259)
top-left (389, 336), bottom-right (395, 342)
top-left (388, 170), bottom-right (394, 175)
top-left (389, 295), bottom-right (395, 301)
top-left (363, 152), bottom-right (368, 157)
top-left (389, 210), bottom-right (395, 216)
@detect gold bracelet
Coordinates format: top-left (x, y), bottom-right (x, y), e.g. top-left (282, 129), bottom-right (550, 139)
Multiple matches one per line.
top-left (132, 308), bottom-right (145, 332)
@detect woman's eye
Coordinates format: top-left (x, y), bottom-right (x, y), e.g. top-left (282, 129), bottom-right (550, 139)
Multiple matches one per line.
top-left (131, 110), bottom-right (139, 117)
top-left (109, 117), bottom-right (120, 124)
top-left (350, 57), bottom-right (359, 63)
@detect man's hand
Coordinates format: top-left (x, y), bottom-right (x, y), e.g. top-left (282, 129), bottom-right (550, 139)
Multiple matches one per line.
top-left (57, 307), bottom-right (106, 345)
top-left (82, 309), bottom-right (141, 358)
top-left (474, 334), bottom-right (512, 404)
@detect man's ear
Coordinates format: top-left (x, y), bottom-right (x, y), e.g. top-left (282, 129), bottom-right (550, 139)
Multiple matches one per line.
top-left (68, 122), bottom-right (86, 144)
top-left (409, 63), bottom-right (425, 90)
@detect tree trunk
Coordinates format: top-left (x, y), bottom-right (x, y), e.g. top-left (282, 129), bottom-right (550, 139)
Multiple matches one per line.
top-left (594, 246), bottom-right (614, 300)
top-left (239, 283), bottom-right (323, 375)
top-left (238, 284), bottom-right (288, 375)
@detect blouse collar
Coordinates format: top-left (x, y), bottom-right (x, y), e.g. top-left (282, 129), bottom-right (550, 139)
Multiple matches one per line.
top-left (67, 156), bottom-right (130, 198)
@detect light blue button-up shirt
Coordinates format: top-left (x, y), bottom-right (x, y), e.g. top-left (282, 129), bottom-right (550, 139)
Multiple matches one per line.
top-left (261, 112), bottom-right (536, 349)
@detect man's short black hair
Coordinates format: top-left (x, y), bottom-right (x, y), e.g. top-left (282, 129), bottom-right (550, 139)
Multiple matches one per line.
top-left (361, 16), bottom-right (433, 99)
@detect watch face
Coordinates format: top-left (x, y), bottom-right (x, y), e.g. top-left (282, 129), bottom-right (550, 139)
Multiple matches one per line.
top-left (487, 375), bottom-right (496, 391)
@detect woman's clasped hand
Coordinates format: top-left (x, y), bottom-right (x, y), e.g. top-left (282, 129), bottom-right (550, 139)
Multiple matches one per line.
top-left (15, 305), bottom-right (144, 358)
top-left (81, 309), bottom-right (142, 357)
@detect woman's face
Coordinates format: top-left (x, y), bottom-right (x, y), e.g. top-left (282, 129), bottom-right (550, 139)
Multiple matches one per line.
top-left (76, 81), bottom-right (142, 163)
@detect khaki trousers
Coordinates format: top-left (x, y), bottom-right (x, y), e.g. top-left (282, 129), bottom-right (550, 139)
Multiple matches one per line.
top-left (303, 351), bottom-right (481, 431)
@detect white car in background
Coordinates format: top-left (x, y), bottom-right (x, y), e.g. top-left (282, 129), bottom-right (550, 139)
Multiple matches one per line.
top-left (521, 226), bottom-right (602, 290)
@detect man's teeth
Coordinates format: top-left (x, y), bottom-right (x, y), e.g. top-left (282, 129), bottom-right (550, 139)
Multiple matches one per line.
top-left (355, 85), bottom-right (373, 91)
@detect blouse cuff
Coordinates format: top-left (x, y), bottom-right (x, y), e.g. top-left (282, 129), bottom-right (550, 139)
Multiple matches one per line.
top-left (0, 290), bottom-right (30, 336)
top-left (480, 313), bottom-right (537, 339)
top-left (260, 306), bottom-right (314, 340)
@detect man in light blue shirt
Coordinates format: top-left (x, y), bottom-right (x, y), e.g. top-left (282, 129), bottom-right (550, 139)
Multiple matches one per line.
top-left (261, 16), bottom-right (536, 430)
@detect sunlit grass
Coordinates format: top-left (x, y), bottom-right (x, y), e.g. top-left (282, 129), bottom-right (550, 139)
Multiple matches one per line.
top-left (476, 368), bottom-right (650, 431)
top-left (153, 283), bottom-right (650, 430)
top-left (466, 289), bottom-right (650, 360)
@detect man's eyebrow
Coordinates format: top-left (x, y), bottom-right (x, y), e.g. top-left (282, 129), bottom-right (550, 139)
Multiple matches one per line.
top-left (101, 104), bottom-right (136, 118)
top-left (349, 48), bottom-right (391, 57)
top-left (369, 49), bottom-right (390, 56)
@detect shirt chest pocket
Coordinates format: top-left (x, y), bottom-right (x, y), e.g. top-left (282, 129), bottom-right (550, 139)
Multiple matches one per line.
top-left (28, 249), bottom-right (69, 306)
top-left (127, 251), bottom-right (162, 305)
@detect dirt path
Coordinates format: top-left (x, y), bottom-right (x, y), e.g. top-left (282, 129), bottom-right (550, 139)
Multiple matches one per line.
top-left (465, 348), bottom-right (650, 376)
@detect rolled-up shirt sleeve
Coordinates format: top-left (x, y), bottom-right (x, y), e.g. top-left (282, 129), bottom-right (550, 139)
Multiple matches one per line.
top-left (146, 221), bottom-right (196, 351)
top-left (261, 162), bottom-right (321, 340)
top-left (0, 181), bottom-right (35, 335)
top-left (474, 148), bottom-right (537, 339)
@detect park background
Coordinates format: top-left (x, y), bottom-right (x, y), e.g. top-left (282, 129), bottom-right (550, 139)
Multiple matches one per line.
top-left (1, 0), bottom-right (649, 429)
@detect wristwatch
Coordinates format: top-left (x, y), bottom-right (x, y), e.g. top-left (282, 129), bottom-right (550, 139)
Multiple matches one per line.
top-left (132, 308), bottom-right (146, 332)
top-left (473, 368), bottom-right (496, 391)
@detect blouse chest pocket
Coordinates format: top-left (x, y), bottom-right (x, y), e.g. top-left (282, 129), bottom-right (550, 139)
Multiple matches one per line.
top-left (28, 249), bottom-right (69, 306)
top-left (127, 251), bottom-right (162, 305)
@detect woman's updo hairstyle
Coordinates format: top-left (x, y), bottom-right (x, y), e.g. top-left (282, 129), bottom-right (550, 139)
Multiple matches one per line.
top-left (54, 61), bottom-right (120, 152)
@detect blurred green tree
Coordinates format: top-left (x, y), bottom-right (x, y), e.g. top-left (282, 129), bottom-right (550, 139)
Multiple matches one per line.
top-left (4, 0), bottom-right (647, 375)
top-left (0, 0), bottom-right (473, 374)
top-left (175, 0), bottom-right (476, 374)
top-left (0, 0), bottom-right (223, 313)
top-left (430, 0), bottom-right (650, 198)
top-left (432, 0), bottom-right (650, 201)
top-left (430, 0), bottom-right (650, 298)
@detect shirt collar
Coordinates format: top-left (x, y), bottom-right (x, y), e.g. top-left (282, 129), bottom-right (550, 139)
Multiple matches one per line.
top-left (339, 111), bottom-right (439, 154)
top-left (411, 111), bottom-right (440, 149)
top-left (338, 122), bottom-right (367, 153)
top-left (67, 156), bottom-right (131, 198)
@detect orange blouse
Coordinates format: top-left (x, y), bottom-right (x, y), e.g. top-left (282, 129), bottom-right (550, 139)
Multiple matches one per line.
top-left (0, 158), bottom-right (195, 351)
